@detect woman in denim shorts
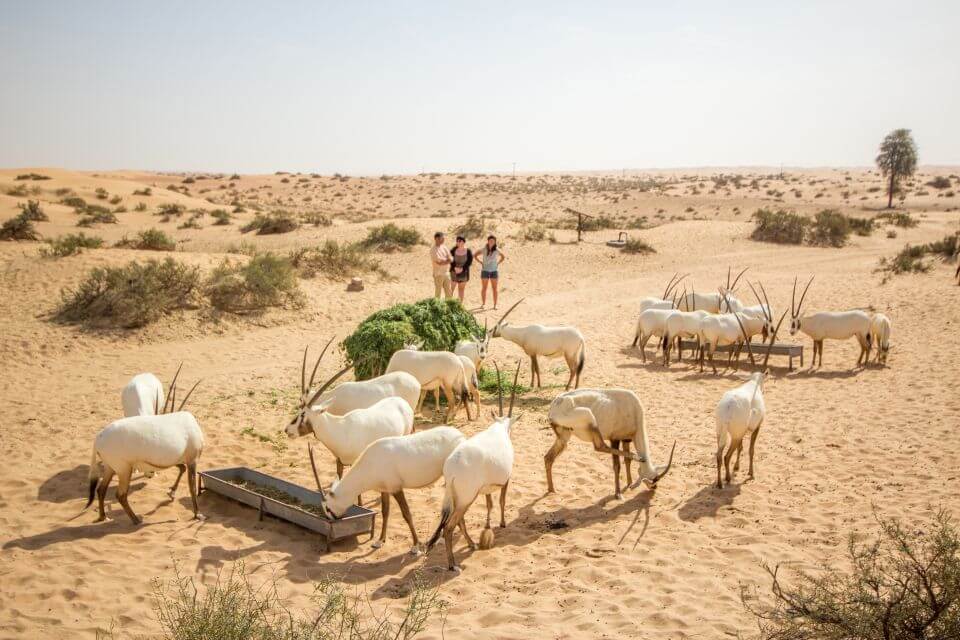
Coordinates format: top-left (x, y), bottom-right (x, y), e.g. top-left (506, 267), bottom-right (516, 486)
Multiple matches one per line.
top-left (478, 235), bottom-right (505, 309)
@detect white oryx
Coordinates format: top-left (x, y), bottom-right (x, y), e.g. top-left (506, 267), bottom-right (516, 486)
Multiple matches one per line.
top-left (662, 288), bottom-right (709, 365)
top-left (286, 365), bottom-right (414, 478)
top-left (788, 277), bottom-right (873, 367)
top-left (638, 272), bottom-right (688, 313)
top-left (317, 427), bottom-right (466, 554)
top-left (870, 313), bottom-right (892, 365)
top-left (385, 348), bottom-right (472, 420)
top-left (298, 341), bottom-right (421, 414)
top-left (491, 300), bottom-right (585, 389)
top-left (678, 267), bottom-right (749, 313)
top-left (633, 307), bottom-right (676, 363)
top-left (426, 363), bottom-right (523, 573)
top-left (545, 388), bottom-right (676, 499)
top-left (715, 371), bottom-right (767, 489)
top-left (85, 411), bottom-right (204, 524)
top-left (698, 308), bottom-right (767, 374)
top-left (454, 318), bottom-right (491, 372)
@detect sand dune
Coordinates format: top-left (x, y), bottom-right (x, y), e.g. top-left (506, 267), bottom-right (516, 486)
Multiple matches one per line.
top-left (1, 166), bottom-right (958, 638)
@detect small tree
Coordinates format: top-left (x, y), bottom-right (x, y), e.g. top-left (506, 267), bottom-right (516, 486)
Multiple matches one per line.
top-left (876, 129), bottom-right (918, 209)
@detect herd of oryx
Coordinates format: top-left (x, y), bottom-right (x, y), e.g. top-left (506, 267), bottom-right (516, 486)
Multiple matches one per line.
top-left (82, 268), bottom-right (893, 573)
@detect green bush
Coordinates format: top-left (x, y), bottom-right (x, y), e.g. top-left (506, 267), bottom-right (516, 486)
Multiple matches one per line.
top-left (343, 298), bottom-right (482, 379)
top-left (927, 176), bottom-right (953, 190)
top-left (0, 214), bottom-right (41, 241)
top-left (126, 561), bottom-right (443, 640)
top-left (478, 367), bottom-right (531, 396)
top-left (54, 258), bottom-right (201, 328)
top-left (129, 228), bottom-right (176, 251)
top-left (240, 211), bottom-right (299, 235)
top-left (61, 196), bottom-right (87, 209)
top-left (41, 233), bottom-right (103, 257)
top-left (621, 237), bottom-right (656, 254)
top-left (18, 200), bottom-right (48, 221)
top-left (289, 241), bottom-right (388, 279)
top-left (156, 203), bottom-right (186, 218)
top-left (205, 253), bottom-right (303, 313)
top-left (926, 233), bottom-right (959, 258)
top-left (874, 211), bottom-right (919, 228)
top-left (15, 172), bottom-right (50, 181)
top-left (450, 214), bottom-right (492, 239)
top-left (743, 510), bottom-right (960, 640)
top-left (877, 234), bottom-right (959, 278)
top-left (77, 210), bottom-right (118, 227)
top-left (807, 209), bottom-right (851, 247)
top-left (750, 208), bottom-right (808, 244)
top-left (210, 209), bottom-right (233, 225)
top-left (359, 223), bottom-right (422, 252)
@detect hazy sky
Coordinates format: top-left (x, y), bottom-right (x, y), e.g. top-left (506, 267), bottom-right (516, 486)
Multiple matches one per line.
top-left (2, 1), bottom-right (957, 174)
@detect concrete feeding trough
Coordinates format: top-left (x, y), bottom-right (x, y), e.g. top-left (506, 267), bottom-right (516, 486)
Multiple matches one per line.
top-left (199, 467), bottom-right (375, 552)
top-left (606, 231), bottom-right (629, 248)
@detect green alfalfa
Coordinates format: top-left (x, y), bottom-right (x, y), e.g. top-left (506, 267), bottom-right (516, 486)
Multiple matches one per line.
top-left (342, 298), bottom-right (483, 379)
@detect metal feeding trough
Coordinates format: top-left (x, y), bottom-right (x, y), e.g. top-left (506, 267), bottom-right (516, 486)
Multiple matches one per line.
top-left (606, 231), bottom-right (629, 248)
top-left (199, 467), bottom-right (375, 551)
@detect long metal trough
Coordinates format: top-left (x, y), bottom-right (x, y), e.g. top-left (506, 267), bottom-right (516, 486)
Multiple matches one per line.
top-left (199, 466), bottom-right (375, 551)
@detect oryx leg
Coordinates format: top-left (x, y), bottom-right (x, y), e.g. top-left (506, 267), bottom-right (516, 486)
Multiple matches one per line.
top-left (621, 440), bottom-right (633, 486)
top-left (457, 515), bottom-right (476, 550)
top-left (499, 481), bottom-right (508, 528)
top-left (564, 352), bottom-right (577, 390)
top-left (336, 459), bottom-right (344, 479)
top-left (168, 464), bottom-right (186, 499)
top-left (416, 390), bottom-right (426, 414)
top-left (96, 466), bottom-right (116, 522)
top-left (531, 355), bottom-right (541, 388)
top-left (716, 443), bottom-right (725, 489)
top-left (442, 505), bottom-right (470, 571)
top-left (747, 423), bottom-right (762, 479)
top-left (723, 437), bottom-right (742, 484)
top-left (484, 494), bottom-right (493, 529)
top-left (544, 426), bottom-right (571, 493)
top-left (442, 382), bottom-right (457, 421)
top-left (733, 440), bottom-right (743, 472)
top-left (587, 428), bottom-right (640, 463)
top-left (374, 492), bottom-right (390, 548)
top-left (394, 490), bottom-right (421, 553)
top-left (116, 467), bottom-right (141, 525)
top-left (611, 439), bottom-right (623, 499)
top-left (638, 334), bottom-right (650, 362)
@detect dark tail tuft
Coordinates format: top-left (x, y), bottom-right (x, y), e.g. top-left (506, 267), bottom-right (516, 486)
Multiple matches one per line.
top-left (631, 334), bottom-right (638, 347)
top-left (576, 348), bottom-right (586, 375)
top-left (426, 507), bottom-right (451, 550)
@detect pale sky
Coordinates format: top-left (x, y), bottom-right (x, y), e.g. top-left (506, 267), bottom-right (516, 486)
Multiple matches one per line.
top-left (2, 1), bottom-right (957, 174)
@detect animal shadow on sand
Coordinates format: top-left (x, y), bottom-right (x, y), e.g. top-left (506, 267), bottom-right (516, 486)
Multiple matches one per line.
top-left (677, 482), bottom-right (743, 522)
top-left (37, 465), bottom-right (93, 503)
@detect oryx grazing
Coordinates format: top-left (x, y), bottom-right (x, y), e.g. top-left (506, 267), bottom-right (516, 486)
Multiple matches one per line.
top-left (788, 276), bottom-right (873, 367)
top-left (298, 340), bottom-right (421, 414)
top-left (426, 363), bottom-right (523, 573)
top-left (870, 313), bottom-right (892, 365)
top-left (454, 317), bottom-right (491, 372)
top-left (545, 388), bottom-right (676, 499)
top-left (385, 348), bottom-right (472, 421)
top-left (491, 299), bottom-right (586, 389)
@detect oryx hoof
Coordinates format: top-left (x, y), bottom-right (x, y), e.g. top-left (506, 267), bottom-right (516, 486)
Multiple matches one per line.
top-left (193, 513), bottom-right (206, 521)
top-left (371, 540), bottom-right (384, 549)
top-left (449, 565), bottom-right (462, 574)
top-left (614, 492), bottom-right (624, 500)
top-left (409, 546), bottom-right (422, 557)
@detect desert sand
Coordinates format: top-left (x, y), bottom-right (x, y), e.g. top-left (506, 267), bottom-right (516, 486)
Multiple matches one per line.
top-left (1, 166), bottom-right (958, 639)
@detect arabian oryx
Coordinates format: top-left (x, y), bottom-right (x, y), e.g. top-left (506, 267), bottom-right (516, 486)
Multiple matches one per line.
top-left (546, 388), bottom-right (676, 499)
top-left (426, 362), bottom-right (524, 572)
top-left (638, 272), bottom-right (688, 313)
top-left (677, 267), bottom-right (749, 313)
top-left (788, 276), bottom-right (873, 367)
top-left (870, 313), bottom-right (892, 365)
top-left (490, 300), bottom-right (585, 389)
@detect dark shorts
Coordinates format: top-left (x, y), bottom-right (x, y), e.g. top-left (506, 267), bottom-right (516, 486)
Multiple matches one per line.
top-left (481, 270), bottom-right (498, 280)
top-left (452, 271), bottom-right (470, 283)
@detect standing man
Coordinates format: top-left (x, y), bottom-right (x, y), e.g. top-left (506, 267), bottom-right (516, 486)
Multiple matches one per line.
top-left (431, 231), bottom-right (453, 298)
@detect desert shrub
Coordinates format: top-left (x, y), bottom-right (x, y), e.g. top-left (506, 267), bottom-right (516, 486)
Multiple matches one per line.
top-left (178, 214), bottom-right (203, 230)
top-left (359, 223), bottom-right (422, 252)
top-left (5, 184), bottom-right (29, 197)
top-left (451, 214), bottom-right (492, 239)
top-left (225, 239), bottom-right (259, 256)
top-left (289, 241), bottom-right (387, 279)
top-left (123, 228), bottom-right (176, 251)
top-left (0, 214), bottom-right (41, 240)
top-left (54, 258), bottom-right (201, 328)
top-left (77, 210), bottom-right (118, 227)
top-left (95, 188), bottom-right (109, 200)
top-left (743, 510), bottom-right (960, 640)
top-left (874, 211), bottom-right (919, 228)
top-left (61, 196), bottom-right (87, 209)
top-left (41, 233), bottom-right (103, 257)
top-left (240, 211), bottom-right (299, 235)
top-left (156, 203), bottom-right (186, 218)
top-left (133, 187), bottom-right (152, 196)
top-left (807, 209), bottom-right (851, 247)
top-left (750, 208), bottom-right (808, 244)
top-left (134, 202), bottom-right (148, 212)
top-left (927, 176), bottom-right (953, 190)
top-left (15, 173), bottom-right (50, 181)
top-left (621, 237), bottom-right (656, 254)
top-left (877, 234), bottom-right (959, 278)
top-left (343, 298), bottom-right (482, 379)
top-left (301, 211), bottom-right (331, 227)
top-left (132, 561), bottom-right (443, 640)
top-left (925, 233), bottom-right (959, 258)
top-left (205, 253), bottom-right (303, 313)
top-left (846, 216), bottom-right (874, 237)
top-left (887, 229), bottom-right (898, 239)
top-left (518, 224), bottom-right (547, 242)
top-left (17, 200), bottom-right (48, 221)
top-left (210, 209), bottom-right (232, 225)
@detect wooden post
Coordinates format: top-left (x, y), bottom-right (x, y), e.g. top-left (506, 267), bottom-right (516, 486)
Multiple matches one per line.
top-left (564, 207), bottom-right (593, 243)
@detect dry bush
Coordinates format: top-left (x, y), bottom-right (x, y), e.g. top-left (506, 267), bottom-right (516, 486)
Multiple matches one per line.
top-left (210, 209), bottom-right (233, 225)
top-left (743, 510), bottom-right (960, 640)
top-left (241, 211), bottom-right (299, 235)
top-left (54, 258), bottom-right (201, 328)
top-left (0, 214), bottom-right (41, 241)
top-left (750, 208), bottom-right (808, 244)
top-left (301, 211), bottom-right (332, 227)
top-left (450, 214), bottom-right (494, 239)
top-left (359, 223), bottom-right (422, 252)
top-left (205, 253), bottom-right (303, 313)
top-left (289, 241), bottom-right (388, 279)
top-left (927, 176), bottom-right (953, 190)
top-left (875, 211), bottom-right (920, 228)
top-left (620, 237), bottom-right (656, 254)
top-left (115, 228), bottom-right (176, 251)
top-left (41, 233), bottom-right (104, 257)
top-left (77, 209), bottom-right (118, 227)
top-left (102, 561), bottom-right (445, 640)
top-left (807, 209), bottom-right (852, 247)
top-left (877, 233), bottom-right (959, 279)
top-left (18, 200), bottom-right (48, 221)
top-left (517, 224), bottom-right (548, 242)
